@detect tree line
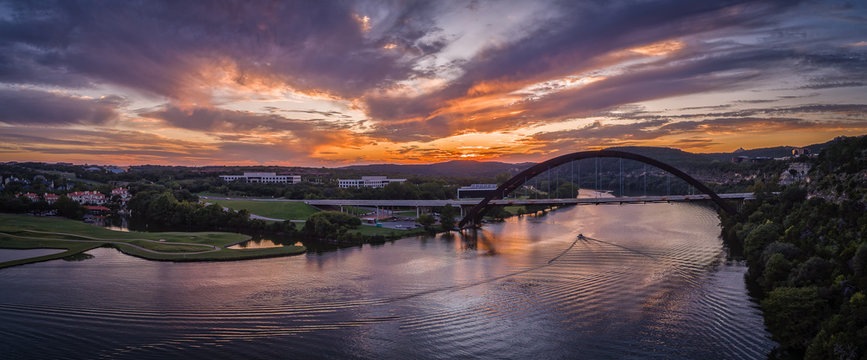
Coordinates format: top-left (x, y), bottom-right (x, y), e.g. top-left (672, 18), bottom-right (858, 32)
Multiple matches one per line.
top-left (720, 136), bottom-right (867, 359)
top-left (127, 190), bottom-right (297, 234)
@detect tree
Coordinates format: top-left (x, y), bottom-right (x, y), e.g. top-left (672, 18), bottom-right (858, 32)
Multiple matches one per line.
top-left (744, 222), bottom-right (780, 264)
top-left (762, 253), bottom-right (791, 290)
top-left (147, 191), bottom-right (180, 224)
top-left (439, 204), bottom-right (458, 231)
top-left (303, 211), bottom-right (361, 240)
top-left (804, 292), bottom-right (867, 360)
top-left (554, 181), bottom-right (578, 198)
top-left (761, 287), bottom-right (827, 355)
top-left (53, 195), bottom-right (85, 219)
top-left (494, 172), bottom-right (511, 185)
top-left (853, 243), bottom-right (867, 278)
top-left (417, 214), bottom-right (436, 231)
top-left (788, 257), bottom-right (832, 287)
top-left (0, 194), bottom-right (32, 213)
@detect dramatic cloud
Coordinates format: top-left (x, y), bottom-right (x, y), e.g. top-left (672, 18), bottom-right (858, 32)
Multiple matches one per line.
top-left (0, 88), bottom-right (121, 125)
top-left (0, 0), bottom-right (865, 165)
top-left (0, 1), bottom-right (444, 102)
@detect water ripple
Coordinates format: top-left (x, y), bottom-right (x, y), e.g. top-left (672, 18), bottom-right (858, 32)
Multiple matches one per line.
top-left (0, 203), bottom-right (773, 359)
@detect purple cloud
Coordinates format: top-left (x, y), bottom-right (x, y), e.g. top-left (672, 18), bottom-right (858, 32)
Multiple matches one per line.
top-left (0, 88), bottom-right (121, 125)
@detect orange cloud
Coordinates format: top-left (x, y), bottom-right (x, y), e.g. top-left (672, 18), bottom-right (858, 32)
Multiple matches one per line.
top-left (628, 40), bottom-right (685, 56)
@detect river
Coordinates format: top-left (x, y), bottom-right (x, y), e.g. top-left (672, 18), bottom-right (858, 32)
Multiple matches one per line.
top-left (0, 202), bottom-right (773, 359)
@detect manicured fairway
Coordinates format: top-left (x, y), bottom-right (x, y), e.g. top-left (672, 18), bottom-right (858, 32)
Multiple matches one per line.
top-left (0, 214), bottom-right (305, 269)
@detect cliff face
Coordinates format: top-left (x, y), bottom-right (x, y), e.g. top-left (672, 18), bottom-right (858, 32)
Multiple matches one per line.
top-left (807, 136), bottom-right (867, 204)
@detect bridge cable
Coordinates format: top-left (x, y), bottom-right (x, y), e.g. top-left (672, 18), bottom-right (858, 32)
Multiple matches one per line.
top-left (667, 173), bottom-right (671, 196)
top-left (619, 158), bottom-right (623, 197)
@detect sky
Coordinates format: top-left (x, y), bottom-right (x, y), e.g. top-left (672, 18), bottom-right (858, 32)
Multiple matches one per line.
top-left (0, 0), bottom-right (866, 166)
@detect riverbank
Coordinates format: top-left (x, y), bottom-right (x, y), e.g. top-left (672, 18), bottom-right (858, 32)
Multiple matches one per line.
top-left (0, 214), bottom-right (306, 269)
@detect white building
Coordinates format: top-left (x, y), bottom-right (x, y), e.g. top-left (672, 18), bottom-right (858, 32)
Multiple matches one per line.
top-left (219, 172), bottom-right (301, 184)
top-left (338, 176), bottom-right (406, 189)
top-left (17, 192), bottom-right (40, 202)
top-left (43, 193), bottom-right (60, 204)
top-left (68, 191), bottom-right (107, 205)
top-left (457, 184), bottom-right (498, 199)
top-left (111, 187), bottom-right (131, 203)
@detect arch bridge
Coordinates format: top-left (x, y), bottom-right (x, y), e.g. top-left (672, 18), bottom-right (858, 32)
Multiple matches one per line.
top-left (458, 150), bottom-right (737, 228)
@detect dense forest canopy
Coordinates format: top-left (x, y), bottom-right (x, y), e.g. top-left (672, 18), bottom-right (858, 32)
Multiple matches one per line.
top-left (721, 136), bottom-right (866, 359)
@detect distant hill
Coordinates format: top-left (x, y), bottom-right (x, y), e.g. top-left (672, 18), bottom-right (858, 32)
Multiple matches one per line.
top-left (340, 160), bottom-right (533, 178)
top-left (705, 139), bottom-right (834, 161)
top-left (338, 138), bottom-right (841, 178)
top-left (606, 146), bottom-right (714, 167)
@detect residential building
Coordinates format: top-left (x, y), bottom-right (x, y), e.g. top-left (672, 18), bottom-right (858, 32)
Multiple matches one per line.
top-left (219, 172), bottom-right (301, 184)
top-left (338, 176), bottom-right (407, 189)
top-left (17, 192), bottom-right (40, 202)
top-left (84, 205), bottom-right (110, 215)
top-left (111, 187), bottom-right (131, 203)
top-left (457, 184), bottom-right (499, 199)
top-left (792, 148), bottom-right (811, 156)
top-left (779, 163), bottom-right (811, 186)
top-left (43, 193), bottom-right (60, 204)
top-left (68, 191), bottom-right (107, 205)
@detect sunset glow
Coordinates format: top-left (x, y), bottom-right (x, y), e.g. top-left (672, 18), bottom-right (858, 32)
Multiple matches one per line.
top-left (0, 1), bottom-right (865, 166)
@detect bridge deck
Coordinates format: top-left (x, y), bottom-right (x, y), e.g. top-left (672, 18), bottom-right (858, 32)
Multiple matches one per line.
top-left (198, 193), bottom-right (753, 207)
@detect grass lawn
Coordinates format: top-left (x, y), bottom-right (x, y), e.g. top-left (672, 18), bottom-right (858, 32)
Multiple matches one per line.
top-left (0, 234), bottom-right (103, 269)
top-left (0, 214), bottom-right (306, 269)
top-left (206, 199), bottom-right (319, 220)
top-left (195, 192), bottom-right (229, 198)
top-left (111, 243), bottom-right (308, 261)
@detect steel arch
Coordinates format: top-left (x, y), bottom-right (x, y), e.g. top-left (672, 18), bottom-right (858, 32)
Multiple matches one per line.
top-left (457, 150), bottom-right (737, 228)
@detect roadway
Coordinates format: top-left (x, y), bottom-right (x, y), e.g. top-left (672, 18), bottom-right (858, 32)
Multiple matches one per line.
top-left (201, 193), bottom-right (754, 208)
